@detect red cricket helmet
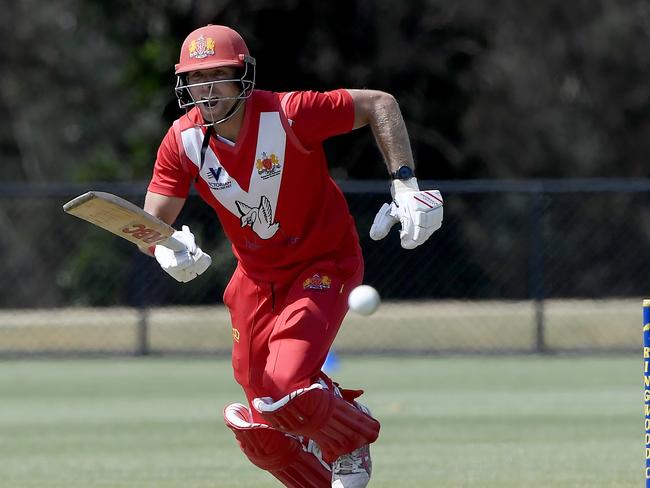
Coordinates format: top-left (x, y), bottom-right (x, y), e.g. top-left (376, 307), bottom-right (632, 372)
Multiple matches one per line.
top-left (174, 25), bottom-right (256, 125)
top-left (175, 25), bottom-right (252, 75)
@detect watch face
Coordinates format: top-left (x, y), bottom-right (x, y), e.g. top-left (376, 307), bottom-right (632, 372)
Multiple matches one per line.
top-left (396, 166), bottom-right (413, 179)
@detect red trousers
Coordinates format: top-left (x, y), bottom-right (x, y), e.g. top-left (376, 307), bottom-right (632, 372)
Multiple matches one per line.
top-left (223, 251), bottom-right (363, 423)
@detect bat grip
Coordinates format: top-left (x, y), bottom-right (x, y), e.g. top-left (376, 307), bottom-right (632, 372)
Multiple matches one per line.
top-left (161, 235), bottom-right (188, 252)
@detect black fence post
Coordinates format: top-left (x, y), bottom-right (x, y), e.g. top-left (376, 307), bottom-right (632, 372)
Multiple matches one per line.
top-left (529, 186), bottom-right (546, 353)
top-left (127, 245), bottom-right (158, 356)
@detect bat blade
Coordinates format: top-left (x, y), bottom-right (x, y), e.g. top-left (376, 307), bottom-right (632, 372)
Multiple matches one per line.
top-left (63, 191), bottom-right (184, 250)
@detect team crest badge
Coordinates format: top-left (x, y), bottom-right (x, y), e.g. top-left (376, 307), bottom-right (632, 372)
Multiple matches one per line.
top-left (189, 36), bottom-right (215, 59)
top-left (303, 274), bottom-right (332, 291)
top-left (256, 152), bottom-right (281, 179)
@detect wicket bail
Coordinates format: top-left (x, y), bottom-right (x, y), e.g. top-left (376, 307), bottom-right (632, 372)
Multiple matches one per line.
top-left (643, 299), bottom-right (650, 488)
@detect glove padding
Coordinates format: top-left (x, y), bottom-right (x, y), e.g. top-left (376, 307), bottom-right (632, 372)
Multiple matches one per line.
top-left (370, 178), bottom-right (443, 249)
top-left (154, 225), bottom-right (211, 283)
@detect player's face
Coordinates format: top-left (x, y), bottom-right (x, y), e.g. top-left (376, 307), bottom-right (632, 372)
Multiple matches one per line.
top-left (187, 67), bottom-right (241, 123)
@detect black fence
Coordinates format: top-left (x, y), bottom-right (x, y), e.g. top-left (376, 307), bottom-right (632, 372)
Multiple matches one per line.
top-left (1, 179), bottom-right (648, 355)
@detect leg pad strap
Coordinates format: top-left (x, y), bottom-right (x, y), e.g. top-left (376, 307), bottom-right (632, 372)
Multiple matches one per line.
top-left (252, 384), bottom-right (380, 462)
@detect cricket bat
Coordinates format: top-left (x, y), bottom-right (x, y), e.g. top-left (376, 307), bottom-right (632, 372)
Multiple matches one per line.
top-left (63, 191), bottom-right (185, 251)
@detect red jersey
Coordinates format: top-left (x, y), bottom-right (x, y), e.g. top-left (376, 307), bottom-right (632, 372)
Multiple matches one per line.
top-left (148, 89), bottom-right (361, 281)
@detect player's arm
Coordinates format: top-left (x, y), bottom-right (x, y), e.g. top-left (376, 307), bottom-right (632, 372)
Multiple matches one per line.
top-left (136, 191), bottom-right (185, 255)
top-left (144, 191), bottom-right (185, 225)
top-left (346, 89), bottom-right (414, 176)
top-left (346, 89), bottom-right (443, 250)
top-left (142, 191), bottom-right (211, 282)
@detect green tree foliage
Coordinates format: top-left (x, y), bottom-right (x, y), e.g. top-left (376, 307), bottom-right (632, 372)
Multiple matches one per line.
top-left (1, 0), bottom-right (647, 182)
top-left (0, 1), bottom-right (648, 307)
top-left (461, 0), bottom-right (650, 177)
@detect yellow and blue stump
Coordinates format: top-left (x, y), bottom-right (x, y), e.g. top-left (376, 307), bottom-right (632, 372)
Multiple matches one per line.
top-left (643, 299), bottom-right (650, 488)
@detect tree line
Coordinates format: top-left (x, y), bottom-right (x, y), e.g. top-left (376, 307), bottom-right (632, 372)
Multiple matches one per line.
top-left (1, 0), bottom-right (648, 183)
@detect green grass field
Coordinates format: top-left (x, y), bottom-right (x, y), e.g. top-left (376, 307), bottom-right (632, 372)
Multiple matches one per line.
top-left (0, 356), bottom-right (642, 487)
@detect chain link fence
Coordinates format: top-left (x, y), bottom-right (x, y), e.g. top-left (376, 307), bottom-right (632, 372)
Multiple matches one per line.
top-left (1, 179), bottom-right (648, 356)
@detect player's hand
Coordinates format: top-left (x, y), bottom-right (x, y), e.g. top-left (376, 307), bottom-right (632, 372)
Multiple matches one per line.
top-left (369, 178), bottom-right (443, 249)
top-left (154, 225), bottom-right (211, 282)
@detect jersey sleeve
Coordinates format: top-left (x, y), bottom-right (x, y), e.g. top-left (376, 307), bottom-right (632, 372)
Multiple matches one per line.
top-left (280, 89), bottom-right (355, 147)
top-left (147, 125), bottom-right (192, 198)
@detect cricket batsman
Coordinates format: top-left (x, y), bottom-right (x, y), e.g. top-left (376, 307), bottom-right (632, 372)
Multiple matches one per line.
top-left (144, 24), bottom-right (443, 487)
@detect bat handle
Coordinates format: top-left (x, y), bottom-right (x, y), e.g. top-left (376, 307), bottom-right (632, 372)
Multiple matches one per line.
top-left (161, 235), bottom-right (188, 252)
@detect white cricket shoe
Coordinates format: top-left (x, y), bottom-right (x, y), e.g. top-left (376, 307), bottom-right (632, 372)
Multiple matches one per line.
top-left (331, 443), bottom-right (372, 488)
top-left (328, 386), bottom-right (375, 488)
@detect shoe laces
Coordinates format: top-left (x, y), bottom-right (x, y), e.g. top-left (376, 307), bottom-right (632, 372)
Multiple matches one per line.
top-left (334, 445), bottom-right (371, 475)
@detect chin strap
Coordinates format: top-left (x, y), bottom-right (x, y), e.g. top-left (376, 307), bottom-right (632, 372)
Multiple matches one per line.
top-left (194, 124), bottom-right (214, 183)
top-left (218, 96), bottom-right (246, 124)
top-left (194, 96), bottom-right (246, 181)
top-left (200, 95), bottom-right (246, 127)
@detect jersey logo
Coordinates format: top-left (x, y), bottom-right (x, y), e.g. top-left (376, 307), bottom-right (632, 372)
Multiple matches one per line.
top-left (181, 112), bottom-right (286, 240)
top-left (303, 274), bottom-right (331, 290)
top-left (235, 195), bottom-right (280, 240)
top-left (206, 166), bottom-right (232, 190)
top-left (189, 36), bottom-right (215, 59)
top-left (256, 152), bottom-right (281, 179)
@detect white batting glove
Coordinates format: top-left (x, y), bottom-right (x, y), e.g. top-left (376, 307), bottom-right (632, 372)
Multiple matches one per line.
top-left (369, 178), bottom-right (443, 249)
top-left (154, 225), bottom-right (211, 283)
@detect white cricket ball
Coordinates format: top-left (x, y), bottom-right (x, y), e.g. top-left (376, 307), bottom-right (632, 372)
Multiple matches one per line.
top-left (348, 285), bottom-right (381, 316)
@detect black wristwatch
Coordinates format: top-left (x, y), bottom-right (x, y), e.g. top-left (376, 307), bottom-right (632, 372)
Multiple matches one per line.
top-left (391, 165), bottom-right (415, 180)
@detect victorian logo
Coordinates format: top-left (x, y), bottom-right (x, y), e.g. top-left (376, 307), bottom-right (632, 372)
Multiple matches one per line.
top-left (303, 274), bottom-right (332, 291)
top-left (189, 36), bottom-right (215, 59)
top-left (206, 166), bottom-right (232, 191)
top-left (256, 152), bottom-right (281, 179)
